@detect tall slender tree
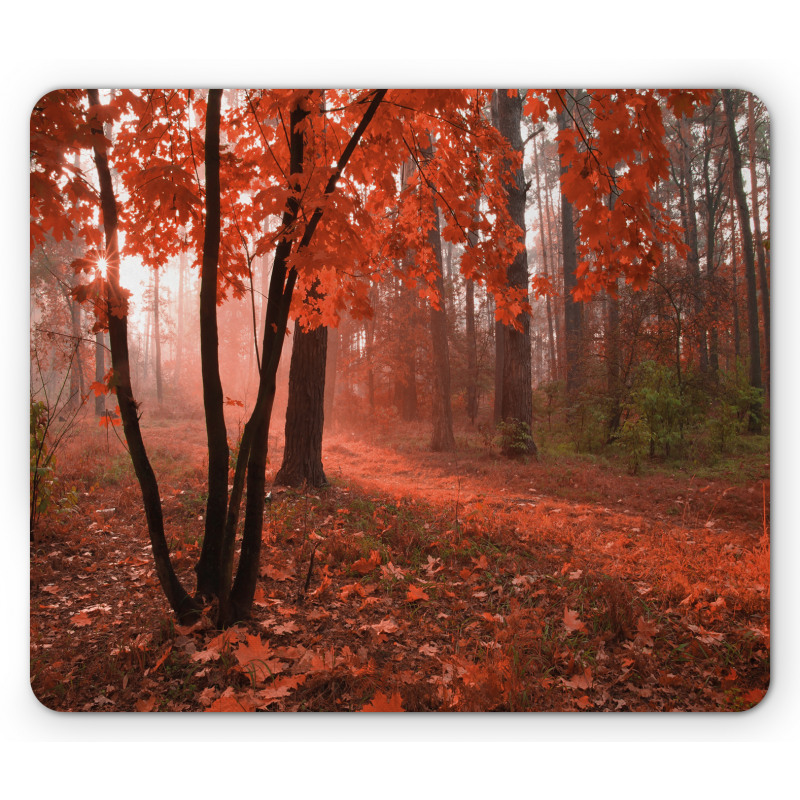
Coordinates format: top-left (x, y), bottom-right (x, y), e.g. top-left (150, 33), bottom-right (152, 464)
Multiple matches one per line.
top-left (722, 90), bottom-right (762, 407)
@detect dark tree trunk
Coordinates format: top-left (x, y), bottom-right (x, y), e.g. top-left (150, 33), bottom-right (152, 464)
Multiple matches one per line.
top-left (195, 89), bottom-right (230, 600)
top-left (427, 205), bottom-right (456, 451)
top-left (558, 98), bottom-right (583, 410)
top-left (729, 168), bottom-right (741, 361)
top-left (94, 331), bottom-right (105, 416)
top-left (87, 89), bottom-right (199, 623)
top-left (223, 90), bottom-right (387, 624)
top-left (494, 90), bottom-right (536, 455)
top-left (723, 90), bottom-right (761, 397)
top-left (275, 320), bottom-right (328, 487)
top-left (465, 276), bottom-right (479, 424)
top-left (748, 94), bottom-right (770, 393)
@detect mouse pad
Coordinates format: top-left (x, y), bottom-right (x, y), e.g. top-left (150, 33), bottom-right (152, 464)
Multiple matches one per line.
top-left (30, 89), bottom-right (770, 711)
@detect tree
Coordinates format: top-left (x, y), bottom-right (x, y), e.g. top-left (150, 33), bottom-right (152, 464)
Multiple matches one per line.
top-left (722, 90), bottom-right (762, 406)
top-left (275, 320), bottom-right (328, 487)
top-left (493, 90), bottom-right (536, 456)
top-left (557, 95), bottom-right (583, 410)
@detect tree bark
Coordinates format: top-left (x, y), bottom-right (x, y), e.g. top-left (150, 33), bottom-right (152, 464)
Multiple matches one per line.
top-left (94, 331), bottom-right (105, 416)
top-left (427, 205), bottom-right (456, 451)
top-left (748, 94), bottom-right (770, 393)
top-left (533, 135), bottom-right (558, 381)
top-left (275, 319), bottom-right (328, 487)
top-left (493, 90), bottom-right (536, 455)
top-left (87, 89), bottom-right (199, 623)
top-left (722, 90), bottom-right (761, 398)
top-left (153, 265), bottom-right (163, 406)
top-left (194, 89), bottom-right (230, 600)
top-left (680, 118), bottom-right (708, 374)
top-left (224, 90), bottom-right (387, 623)
top-left (557, 98), bottom-right (583, 411)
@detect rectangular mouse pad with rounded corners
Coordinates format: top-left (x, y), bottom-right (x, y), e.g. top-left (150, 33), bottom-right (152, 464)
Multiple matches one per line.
top-left (30, 89), bottom-right (769, 712)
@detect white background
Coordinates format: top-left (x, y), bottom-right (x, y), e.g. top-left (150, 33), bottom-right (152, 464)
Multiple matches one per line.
top-left (5, 2), bottom-right (796, 795)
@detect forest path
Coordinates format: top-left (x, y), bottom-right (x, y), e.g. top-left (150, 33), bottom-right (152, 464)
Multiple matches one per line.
top-left (321, 428), bottom-right (768, 541)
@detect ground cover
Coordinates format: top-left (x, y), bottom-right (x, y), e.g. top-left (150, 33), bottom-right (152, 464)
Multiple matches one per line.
top-left (30, 415), bottom-right (769, 711)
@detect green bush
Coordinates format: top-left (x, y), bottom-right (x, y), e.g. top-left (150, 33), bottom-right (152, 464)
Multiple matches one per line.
top-left (495, 419), bottom-right (535, 458)
top-left (617, 415), bottom-right (649, 474)
top-left (628, 361), bottom-right (688, 458)
top-left (30, 400), bottom-right (55, 533)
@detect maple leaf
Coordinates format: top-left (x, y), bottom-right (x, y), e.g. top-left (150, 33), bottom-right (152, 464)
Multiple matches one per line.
top-left (563, 606), bottom-right (588, 634)
top-left (234, 634), bottom-right (287, 682)
top-left (406, 585), bottom-right (430, 602)
top-left (360, 691), bottom-right (405, 712)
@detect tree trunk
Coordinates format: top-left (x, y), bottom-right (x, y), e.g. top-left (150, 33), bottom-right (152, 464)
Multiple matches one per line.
top-left (465, 276), bottom-right (479, 424)
top-left (94, 331), bottom-right (105, 416)
top-left (748, 93), bottom-right (770, 393)
top-left (427, 205), bottom-right (456, 451)
top-left (722, 90), bottom-right (762, 398)
top-left (87, 89), bottom-right (199, 623)
top-left (680, 118), bottom-right (708, 374)
top-left (195, 89), bottom-right (230, 601)
top-left (533, 135), bottom-right (557, 381)
top-left (275, 320), bottom-right (328, 487)
top-left (224, 90), bottom-right (387, 623)
top-left (493, 90), bottom-right (536, 456)
top-left (175, 239), bottom-right (186, 387)
top-left (153, 265), bottom-right (163, 406)
top-left (558, 99), bottom-right (583, 412)
top-left (729, 165), bottom-right (741, 362)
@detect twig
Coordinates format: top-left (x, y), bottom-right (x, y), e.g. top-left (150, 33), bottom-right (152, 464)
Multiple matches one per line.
top-left (299, 541), bottom-right (319, 603)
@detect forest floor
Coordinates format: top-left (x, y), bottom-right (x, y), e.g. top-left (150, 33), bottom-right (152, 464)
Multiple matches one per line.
top-left (30, 414), bottom-right (770, 712)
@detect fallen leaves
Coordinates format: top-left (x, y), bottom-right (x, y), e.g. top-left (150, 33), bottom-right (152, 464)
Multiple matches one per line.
top-left (563, 607), bottom-right (588, 634)
top-left (69, 611), bottom-right (93, 627)
top-left (360, 691), bottom-right (404, 712)
top-left (405, 585), bottom-right (430, 602)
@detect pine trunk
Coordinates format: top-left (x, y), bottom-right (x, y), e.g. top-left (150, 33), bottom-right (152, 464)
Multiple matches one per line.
top-left (494, 90), bottom-right (535, 456)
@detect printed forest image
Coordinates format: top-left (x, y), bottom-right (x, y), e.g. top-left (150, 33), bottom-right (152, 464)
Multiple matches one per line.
top-left (30, 89), bottom-right (770, 712)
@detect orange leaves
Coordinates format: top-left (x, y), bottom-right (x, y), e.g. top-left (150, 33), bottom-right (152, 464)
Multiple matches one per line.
top-left (360, 691), bottom-right (404, 712)
top-left (563, 607), bottom-right (588, 634)
top-left (69, 611), bottom-right (93, 628)
top-left (405, 585), bottom-right (429, 603)
top-left (352, 549), bottom-right (381, 575)
top-left (234, 634), bottom-right (287, 683)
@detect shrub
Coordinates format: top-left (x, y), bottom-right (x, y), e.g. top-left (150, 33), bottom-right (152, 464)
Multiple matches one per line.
top-left (495, 419), bottom-right (535, 459)
top-left (30, 400), bottom-right (56, 535)
top-left (628, 361), bottom-right (688, 458)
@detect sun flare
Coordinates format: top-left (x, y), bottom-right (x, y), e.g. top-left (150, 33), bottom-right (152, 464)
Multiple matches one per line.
top-left (96, 256), bottom-right (108, 278)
